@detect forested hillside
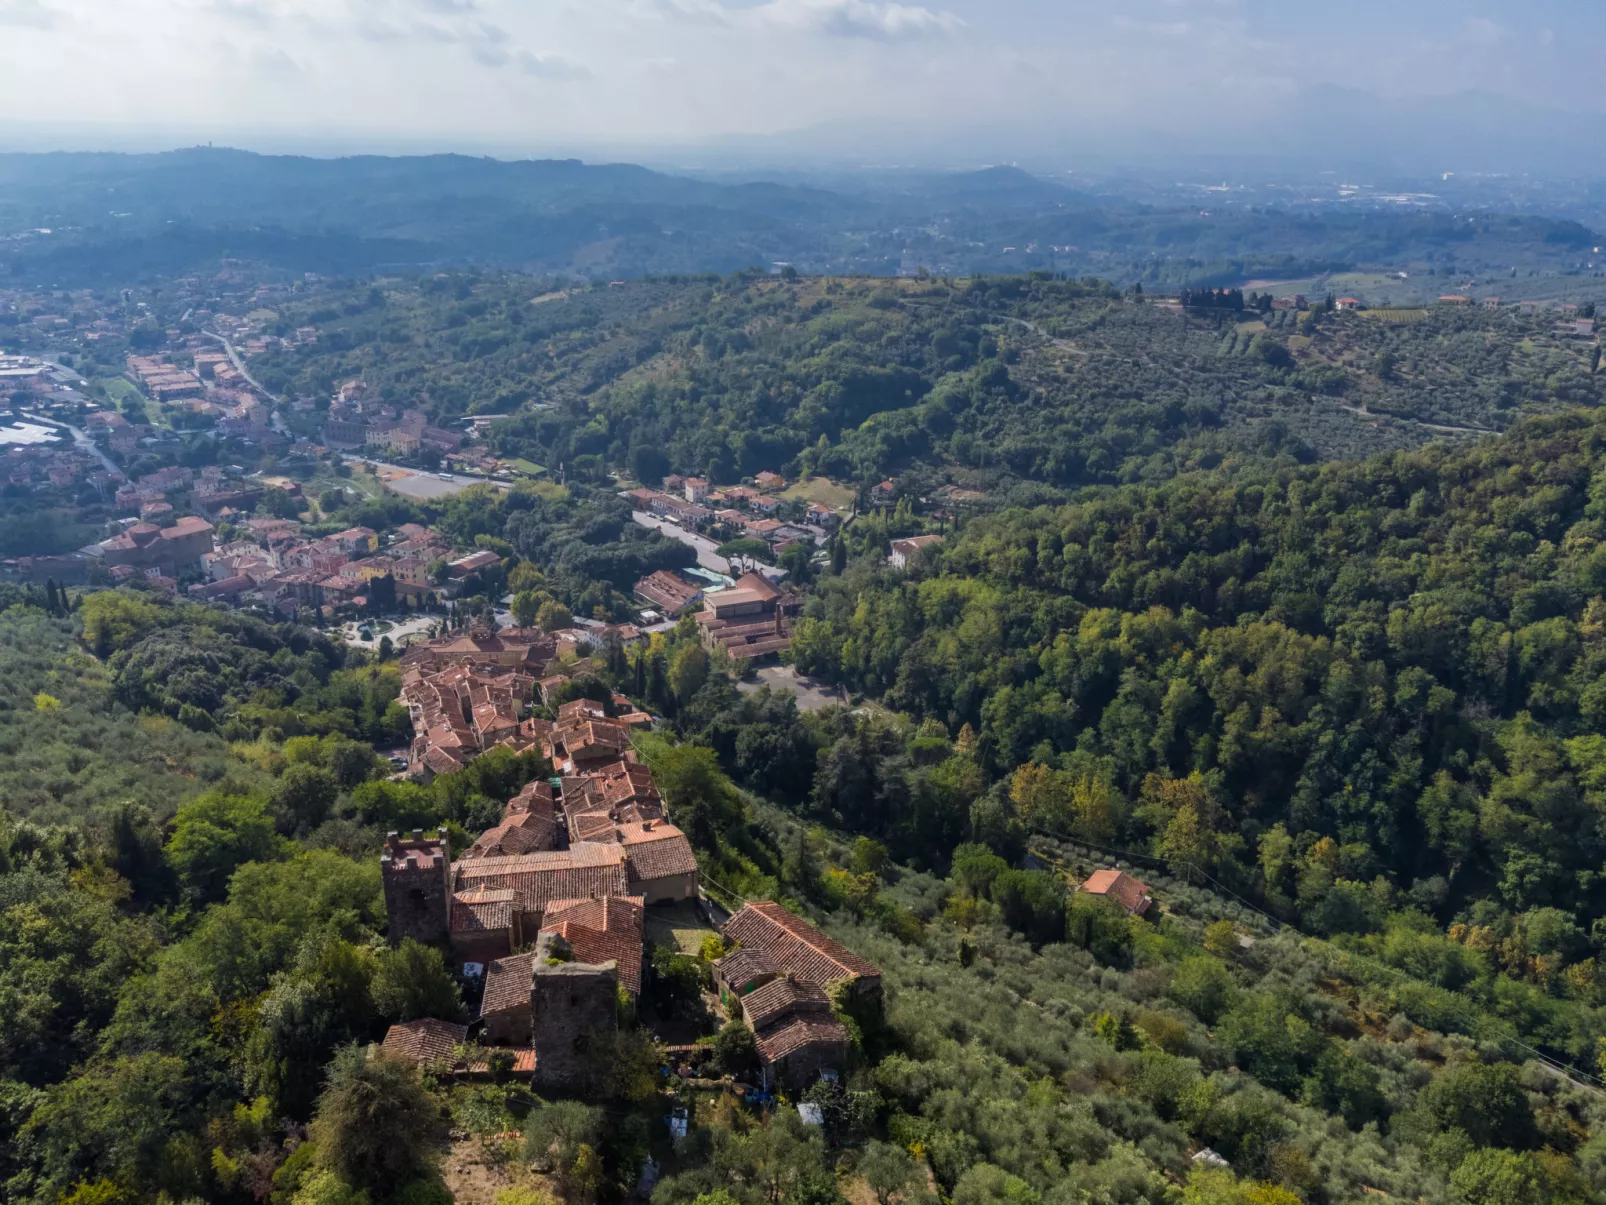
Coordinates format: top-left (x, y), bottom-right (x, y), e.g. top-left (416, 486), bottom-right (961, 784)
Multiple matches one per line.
top-left (788, 412), bottom-right (1606, 1040)
top-left (254, 273), bottom-right (1604, 493)
top-left (14, 410), bottom-right (1606, 1201)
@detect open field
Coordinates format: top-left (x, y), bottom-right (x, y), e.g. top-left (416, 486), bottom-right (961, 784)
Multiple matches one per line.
top-left (780, 475), bottom-right (856, 513)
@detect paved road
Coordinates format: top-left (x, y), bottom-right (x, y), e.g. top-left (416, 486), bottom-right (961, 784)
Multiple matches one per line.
top-left (205, 330), bottom-right (292, 436)
top-left (632, 511), bottom-right (730, 573)
top-left (20, 411), bottom-right (121, 475)
top-left (205, 331), bottom-right (278, 402)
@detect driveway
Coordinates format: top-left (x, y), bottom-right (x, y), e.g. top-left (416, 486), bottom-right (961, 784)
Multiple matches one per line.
top-left (632, 511), bottom-right (730, 574)
top-left (738, 665), bottom-right (848, 713)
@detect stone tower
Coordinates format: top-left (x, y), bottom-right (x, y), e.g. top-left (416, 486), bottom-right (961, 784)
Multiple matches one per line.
top-left (381, 828), bottom-right (452, 944)
top-left (529, 931), bottom-right (619, 1091)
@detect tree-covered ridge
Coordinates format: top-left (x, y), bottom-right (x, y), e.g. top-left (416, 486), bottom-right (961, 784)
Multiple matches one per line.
top-left (251, 273), bottom-right (1603, 496)
top-left (790, 411), bottom-right (1606, 980)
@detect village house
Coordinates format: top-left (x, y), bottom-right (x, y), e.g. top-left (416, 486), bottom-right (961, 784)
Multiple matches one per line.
top-left (696, 572), bottom-right (795, 662)
top-left (715, 901), bottom-right (881, 1090)
top-left (889, 534), bottom-right (944, 570)
top-left (1079, 869), bottom-right (1154, 916)
top-left (634, 570), bottom-right (704, 618)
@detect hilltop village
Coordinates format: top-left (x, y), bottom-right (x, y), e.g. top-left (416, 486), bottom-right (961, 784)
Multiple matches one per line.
top-left (371, 618), bottom-right (879, 1094)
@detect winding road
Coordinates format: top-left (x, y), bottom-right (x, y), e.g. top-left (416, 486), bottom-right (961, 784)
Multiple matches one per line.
top-left (204, 330), bottom-right (290, 436)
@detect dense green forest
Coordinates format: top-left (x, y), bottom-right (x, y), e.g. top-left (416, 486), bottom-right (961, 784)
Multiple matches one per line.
top-left (770, 412), bottom-right (1606, 1062)
top-left (254, 273), bottom-right (1604, 494)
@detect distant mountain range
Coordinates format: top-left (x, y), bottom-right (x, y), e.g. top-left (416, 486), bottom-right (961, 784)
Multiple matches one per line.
top-left (0, 146), bottom-right (1599, 291)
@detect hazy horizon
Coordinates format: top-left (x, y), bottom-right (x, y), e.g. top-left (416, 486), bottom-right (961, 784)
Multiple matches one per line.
top-left (1, 1), bottom-right (1604, 172)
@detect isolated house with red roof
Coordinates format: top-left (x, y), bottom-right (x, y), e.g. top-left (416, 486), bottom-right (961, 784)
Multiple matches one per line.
top-left (1079, 869), bottom-right (1154, 916)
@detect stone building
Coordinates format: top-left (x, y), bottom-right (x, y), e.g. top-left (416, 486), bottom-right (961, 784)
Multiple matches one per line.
top-left (714, 902), bottom-right (877, 1092)
top-left (94, 515), bottom-right (216, 577)
top-left (479, 931), bottom-right (620, 1090)
top-left (720, 901), bottom-right (882, 999)
top-left (742, 975), bottom-right (850, 1091)
top-left (381, 829), bottom-right (453, 945)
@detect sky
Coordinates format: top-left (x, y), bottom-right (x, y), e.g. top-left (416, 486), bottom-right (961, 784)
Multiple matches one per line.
top-left (0, 0), bottom-right (1599, 160)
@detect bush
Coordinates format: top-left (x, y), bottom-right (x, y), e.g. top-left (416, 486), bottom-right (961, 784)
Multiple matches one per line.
top-left (712, 1020), bottom-right (757, 1078)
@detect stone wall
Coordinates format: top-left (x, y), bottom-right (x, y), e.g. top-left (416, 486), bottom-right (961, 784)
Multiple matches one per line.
top-left (381, 829), bottom-right (452, 944)
top-left (529, 931), bottom-right (619, 1091)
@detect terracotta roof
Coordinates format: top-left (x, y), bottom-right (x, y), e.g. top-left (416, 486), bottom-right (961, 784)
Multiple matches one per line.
top-left (481, 952), bottom-right (535, 1016)
top-left (541, 895), bottom-right (646, 996)
top-left (464, 819), bottom-right (555, 860)
top-left (381, 1018), bottom-right (467, 1066)
top-left (755, 1016), bottom-right (850, 1066)
top-left (509, 779), bottom-right (555, 809)
top-left (742, 975), bottom-right (832, 1031)
top-left (715, 946), bottom-right (779, 994)
top-left (636, 570), bottom-right (703, 613)
top-left (452, 889), bottom-right (515, 934)
top-left (722, 902), bottom-right (879, 987)
top-left (618, 822), bottom-right (699, 883)
top-left (452, 845), bottom-right (629, 912)
top-left (570, 810), bottom-right (619, 843)
top-left (1080, 869), bottom-right (1153, 915)
top-left (466, 1048), bottom-right (537, 1075)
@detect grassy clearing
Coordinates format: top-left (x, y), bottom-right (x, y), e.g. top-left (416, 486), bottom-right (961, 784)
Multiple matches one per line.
top-left (93, 376), bottom-right (143, 407)
top-left (644, 899), bottom-right (719, 955)
top-left (781, 475), bottom-right (856, 512)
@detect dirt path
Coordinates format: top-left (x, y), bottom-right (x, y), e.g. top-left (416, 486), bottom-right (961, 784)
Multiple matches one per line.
top-left (1335, 402), bottom-right (1495, 436)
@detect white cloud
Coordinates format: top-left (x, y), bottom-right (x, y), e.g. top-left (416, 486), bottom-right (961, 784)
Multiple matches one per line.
top-left (1463, 17), bottom-right (1507, 46)
top-left (249, 46), bottom-right (304, 78)
top-left (0, 0), bottom-right (61, 28)
top-left (513, 50), bottom-right (592, 81)
top-left (751, 0), bottom-right (962, 39)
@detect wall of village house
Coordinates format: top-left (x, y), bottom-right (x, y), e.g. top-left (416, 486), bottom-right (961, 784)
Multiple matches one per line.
top-left (767, 1039), bottom-right (849, 1092)
top-left (448, 927), bottom-right (514, 966)
top-left (633, 870), bottom-right (698, 905)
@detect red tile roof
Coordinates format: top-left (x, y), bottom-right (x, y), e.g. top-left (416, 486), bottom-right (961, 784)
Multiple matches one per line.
top-left (463, 818), bottom-right (554, 859)
top-left (714, 946), bottom-right (779, 994)
top-left (451, 888), bottom-right (516, 934)
top-left (742, 975), bottom-right (832, 1031)
top-left (541, 895), bottom-right (646, 996)
top-left (1080, 869), bottom-right (1153, 915)
top-left (618, 822), bottom-right (699, 883)
top-left (755, 1016), bottom-right (850, 1066)
top-left (721, 902), bottom-right (879, 988)
top-left (452, 846), bottom-right (629, 914)
top-left (481, 952), bottom-right (535, 1016)
top-left (381, 1018), bottom-right (467, 1066)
